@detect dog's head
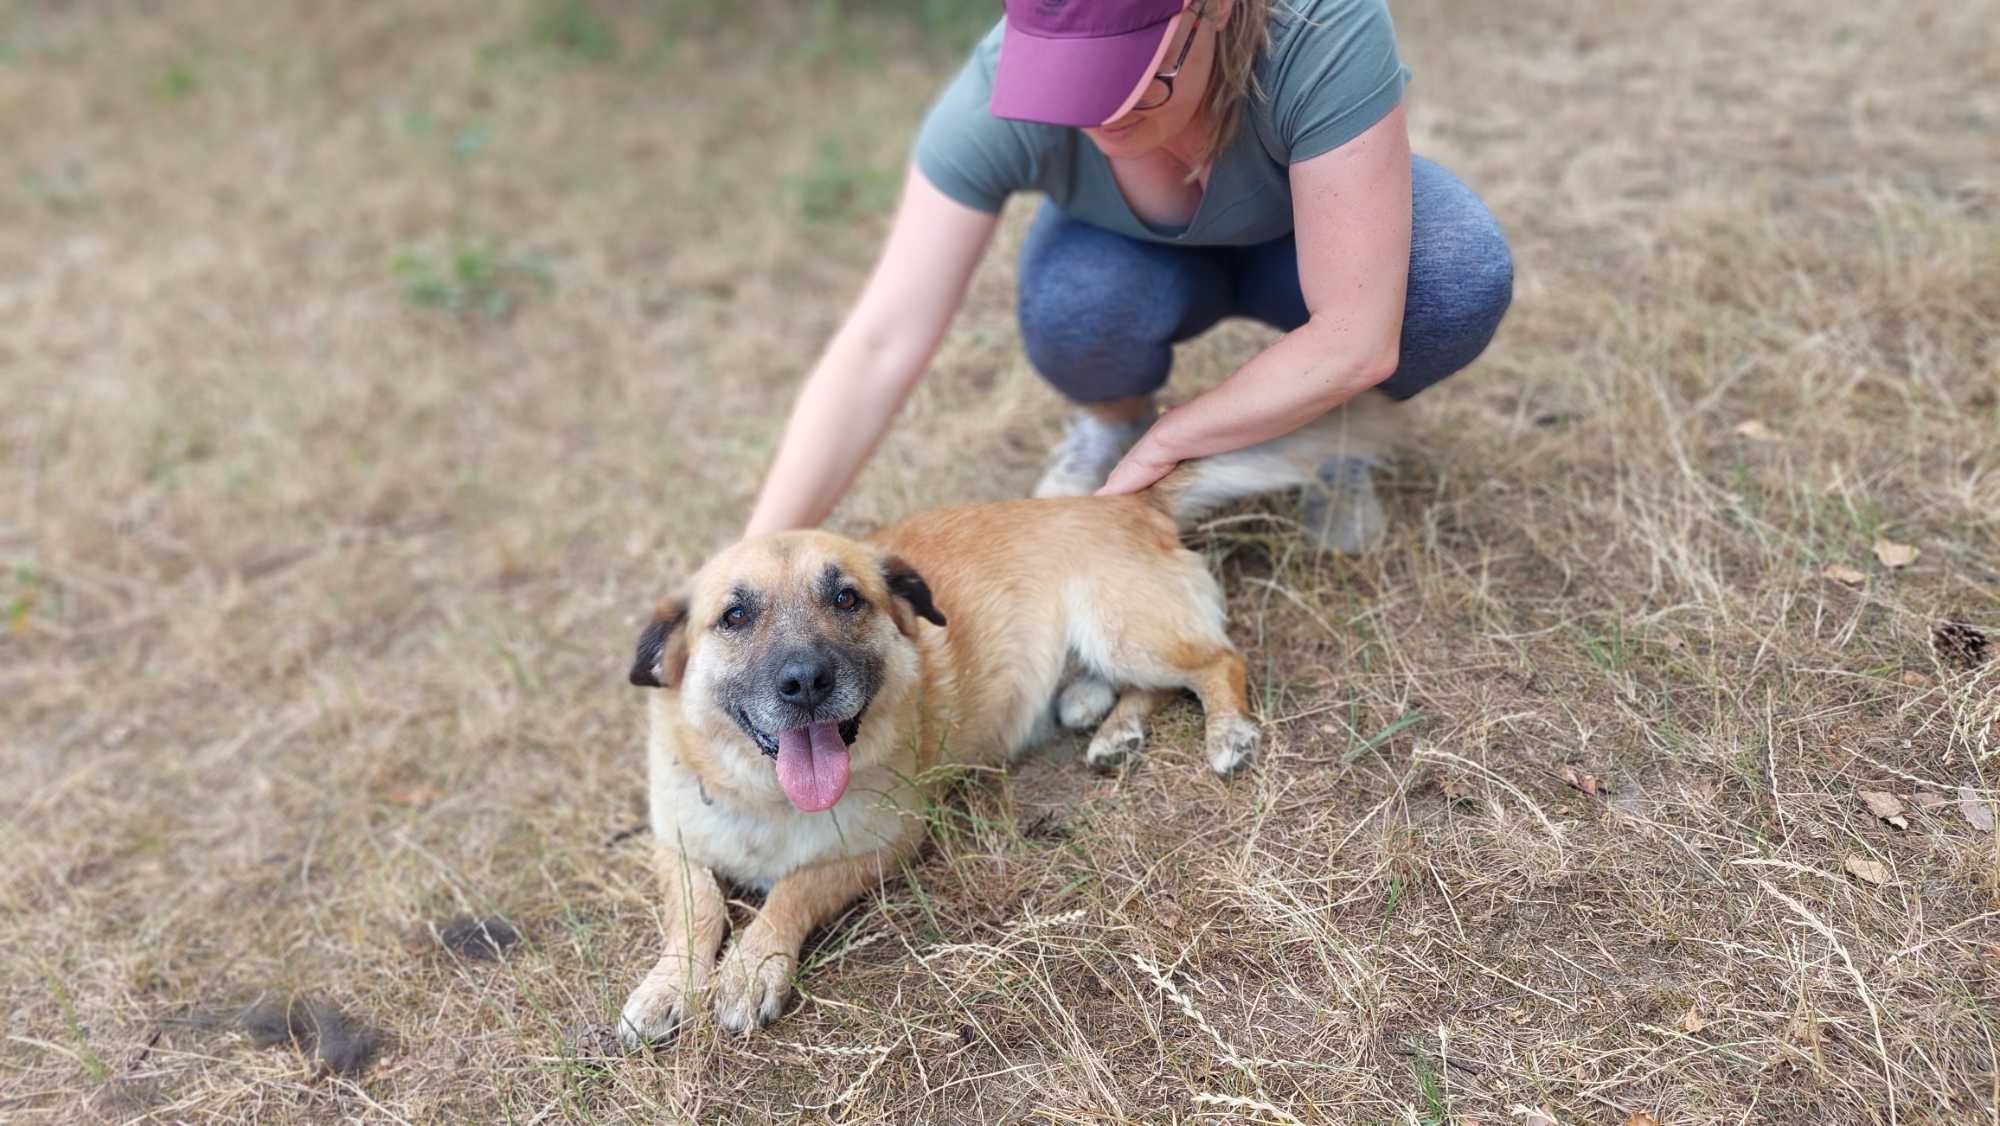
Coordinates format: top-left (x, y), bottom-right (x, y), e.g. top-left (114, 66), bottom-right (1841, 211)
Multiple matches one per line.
top-left (627, 530), bottom-right (945, 813)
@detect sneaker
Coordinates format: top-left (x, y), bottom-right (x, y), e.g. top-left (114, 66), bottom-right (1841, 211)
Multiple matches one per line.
top-left (1298, 456), bottom-right (1388, 554)
top-left (1033, 411), bottom-right (1154, 498)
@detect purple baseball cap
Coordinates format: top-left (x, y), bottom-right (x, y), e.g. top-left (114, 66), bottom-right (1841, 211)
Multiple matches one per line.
top-left (990, 0), bottom-right (1190, 128)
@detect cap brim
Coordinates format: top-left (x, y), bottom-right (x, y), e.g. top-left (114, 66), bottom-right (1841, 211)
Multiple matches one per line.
top-left (989, 14), bottom-right (1177, 128)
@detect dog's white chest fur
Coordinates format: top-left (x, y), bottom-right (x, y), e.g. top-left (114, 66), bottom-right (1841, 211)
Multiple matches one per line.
top-left (646, 710), bottom-right (915, 891)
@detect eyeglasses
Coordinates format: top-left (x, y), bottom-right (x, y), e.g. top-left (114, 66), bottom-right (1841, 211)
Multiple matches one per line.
top-left (1131, 0), bottom-right (1209, 112)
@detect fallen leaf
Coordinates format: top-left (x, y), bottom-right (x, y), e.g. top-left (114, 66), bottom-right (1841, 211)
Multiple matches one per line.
top-left (1821, 564), bottom-right (1867, 586)
top-left (1873, 540), bottom-right (1919, 569)
top-left (1562, 764), bottom-right (1602, 797)
top-left (1858, 790), bottom-right (1909, 830)
top-left (1680, 1006), bottom-right (1706, 1033)
top-left (1734, 419), bottom-right (1782, 442)
top-left (1843, 856), bottom-right (1890, 885)
top-left (1625, 1113), bottom-right (1662, 1126)
top-left (1961, 788), bottom-right (1996, 833)
top-left (1900, 669), bottom-right (1934, 688)
top-left (384, 784), bottom-right (441, 808)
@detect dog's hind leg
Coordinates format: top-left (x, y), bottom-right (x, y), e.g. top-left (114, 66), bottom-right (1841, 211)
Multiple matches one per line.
top-left (1170, 645), bottom-right (1261, 775)
top-left (1084, 687), bottom-right (1177, 772)
top-left (1066, 556), bottom-right (1257, 775)
top-left (1057, 674), bottom-right (1117, 731)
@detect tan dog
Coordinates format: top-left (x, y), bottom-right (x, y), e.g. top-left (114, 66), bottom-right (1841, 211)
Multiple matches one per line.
top-left (617, 395), bottom-right (1394, 1045)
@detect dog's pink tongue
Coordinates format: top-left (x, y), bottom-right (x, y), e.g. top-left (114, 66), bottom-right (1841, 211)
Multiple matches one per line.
top-left (775, 722), bottom-right (850, 811)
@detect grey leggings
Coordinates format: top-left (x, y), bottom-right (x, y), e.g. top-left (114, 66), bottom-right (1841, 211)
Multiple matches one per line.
top-left (1016, 155), bottom-right (1513, 403)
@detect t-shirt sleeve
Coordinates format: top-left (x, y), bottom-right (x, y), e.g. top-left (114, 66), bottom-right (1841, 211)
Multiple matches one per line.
top-left (1268, 0), bottom-right (1410, 164)
top-left (911, 29), bottom-right (1041, 214)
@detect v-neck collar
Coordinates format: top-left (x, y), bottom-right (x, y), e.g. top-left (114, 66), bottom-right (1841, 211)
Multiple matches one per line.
top-left (1073, 124), bottom-right (1267, 243)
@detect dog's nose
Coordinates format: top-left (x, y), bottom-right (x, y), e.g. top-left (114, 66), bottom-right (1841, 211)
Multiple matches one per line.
top-left (775, 655), bottom-right (835, 710)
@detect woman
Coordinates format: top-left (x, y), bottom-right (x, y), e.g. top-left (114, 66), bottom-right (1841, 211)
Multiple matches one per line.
top-left (743, 0), bottom-right (1512, 552)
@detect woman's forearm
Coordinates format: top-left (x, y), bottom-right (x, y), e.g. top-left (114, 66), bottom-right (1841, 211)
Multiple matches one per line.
top-left (1098, 108), bottom-right (1413, 496)
top-left (741, 167), bottom-right (1000, 538)
top-left (742, 330), bottom-right (929, 538)
top-left (1162, 317), bottom-right (1393, 458)
top-left (1099, 315), bottom-right (1396, 493)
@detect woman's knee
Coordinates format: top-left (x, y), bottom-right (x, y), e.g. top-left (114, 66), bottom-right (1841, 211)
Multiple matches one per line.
top-left (1461, 208), bottom-right (1514, 336)
top-left (1016, 264), bottom-right (1163, 396)
top-left (1411, 160), bottom-right (1513, 334)
top-left (1376, 160), bottom-right (1513, 397)
top-left (1016, 209), bottom-right (1202, 400)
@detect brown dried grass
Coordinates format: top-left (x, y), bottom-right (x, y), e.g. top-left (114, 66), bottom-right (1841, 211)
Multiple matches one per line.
top-left (3, 0), bottom-right (1996, 1121)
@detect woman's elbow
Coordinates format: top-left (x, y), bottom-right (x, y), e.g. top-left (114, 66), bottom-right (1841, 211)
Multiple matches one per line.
top-left (1354, 343), bottom-right (1400, 391)
top-left (1302, 326), bottom-right (1400, 406)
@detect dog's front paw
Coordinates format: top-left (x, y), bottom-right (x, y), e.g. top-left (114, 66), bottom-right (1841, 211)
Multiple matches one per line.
top-left (1205, 714), bottom-right (1260, 775)
top-left (618, 956), bottom-right (708, 1050)
top-left (712, 930), bottom-right (797, 1034)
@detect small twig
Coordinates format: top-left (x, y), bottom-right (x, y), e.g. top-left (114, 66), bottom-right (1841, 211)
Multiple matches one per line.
top-left (1730, 857), bottom-right (1848, 884)
top-left (1848, 751), bottom-right (1996, 797)
top-left (1131, 954), bottom-right (1303, 1125)
top-left (602, 822), bottom-right (648, 848)
top-left (1413, 747), bottom-right (1568, 860)
top-left (1448, 949), bottom-right (1580, 1014)
top-left (1886, 909), bottom-right (2000, 963)
top-left (776, 1038), bottom-right (896, 1114)
top-left (1394, 1043), bottom-right (1492, 1075)
top-left (1190, 1091), bottom-right (1308, 1125)
top-left (122, 1027), bottom-right (162, 1075)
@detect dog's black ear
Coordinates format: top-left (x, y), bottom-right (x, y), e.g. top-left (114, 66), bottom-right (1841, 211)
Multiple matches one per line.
top-left (628, 596), bottom-right (691, 688)
top-left (881, 556), bottom-right (945, 633)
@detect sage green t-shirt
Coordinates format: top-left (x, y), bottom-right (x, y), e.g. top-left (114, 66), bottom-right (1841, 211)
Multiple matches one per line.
top-left (913, 0), bottom-right (1409, 246)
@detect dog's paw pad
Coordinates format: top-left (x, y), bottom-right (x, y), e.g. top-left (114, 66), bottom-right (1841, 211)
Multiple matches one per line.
top-left (1085, 719), bottom-right (1145, 772)
top-left (1206, 715), bottom-right (1260, 776)
top-left (1057, 677), bottom-right (1117, 730)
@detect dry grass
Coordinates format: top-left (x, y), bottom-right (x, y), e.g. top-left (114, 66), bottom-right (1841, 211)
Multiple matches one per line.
top-left (3, 0), bottom-right (1997, 1122)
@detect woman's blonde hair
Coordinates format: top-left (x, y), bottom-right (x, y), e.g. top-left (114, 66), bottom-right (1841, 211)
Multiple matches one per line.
top-left (1194, 0), bottom-right (1277, 165)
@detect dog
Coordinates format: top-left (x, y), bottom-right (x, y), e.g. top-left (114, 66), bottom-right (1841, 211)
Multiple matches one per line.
top-left (616, 394), bottom-right (1395, 1046)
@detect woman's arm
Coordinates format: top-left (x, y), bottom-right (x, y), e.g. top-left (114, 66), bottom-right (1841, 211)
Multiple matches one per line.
top-left (743, 166), bottom-right (1000, 537)
top-left (1096, 104), bottom-right (1412, 495)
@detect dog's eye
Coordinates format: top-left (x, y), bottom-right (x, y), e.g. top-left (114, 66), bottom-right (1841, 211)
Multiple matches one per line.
top-left (719, 606), bottom-right (748, 630)
top-left (833, 588), bottom-right (861, 612)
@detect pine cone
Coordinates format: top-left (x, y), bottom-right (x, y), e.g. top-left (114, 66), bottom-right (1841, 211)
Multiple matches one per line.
top-left (1933, 621), bottom-right (1990, 670)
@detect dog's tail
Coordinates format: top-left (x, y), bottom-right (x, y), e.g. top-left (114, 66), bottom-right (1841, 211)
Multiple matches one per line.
top-left (1143, 391), bottom-right (1400, 529)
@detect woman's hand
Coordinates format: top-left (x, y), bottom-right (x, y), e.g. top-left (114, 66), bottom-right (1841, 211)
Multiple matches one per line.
top-left (1095, 431), bottom-right (1184, 495)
